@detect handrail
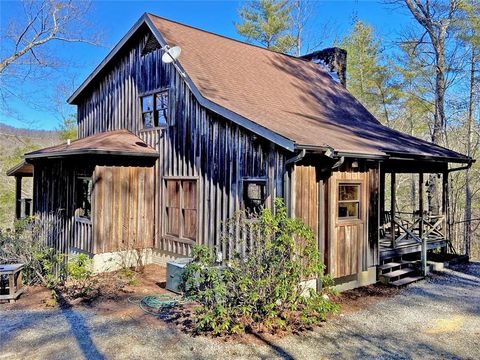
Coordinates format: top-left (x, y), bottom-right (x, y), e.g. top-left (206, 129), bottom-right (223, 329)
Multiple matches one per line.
top-left (389, 214), bottom-right (446, 248)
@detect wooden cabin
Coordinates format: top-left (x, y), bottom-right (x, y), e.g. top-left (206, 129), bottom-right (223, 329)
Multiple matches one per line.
top-left (7, 14), bottom-right (472, 289)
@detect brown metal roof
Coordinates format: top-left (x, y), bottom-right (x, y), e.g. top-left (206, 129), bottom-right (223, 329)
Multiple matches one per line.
top-left (6, 161), bottom-right (33, 177)
top-left (25, 130), bottom-right (158, 159)
top-left (147, 15), bottom-right (469, 162)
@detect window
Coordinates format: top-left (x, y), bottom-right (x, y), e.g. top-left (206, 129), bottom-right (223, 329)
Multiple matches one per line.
top-left (141, 90), bottom-right (169, 128)
top-left (338, 183), bottom-right (360, 220)
top-left (165, 179), bottom-right (197, 241)
top-left (76, 177), bottom-right (92, 219)
top-left (243, 178), bottom-right (267, 215)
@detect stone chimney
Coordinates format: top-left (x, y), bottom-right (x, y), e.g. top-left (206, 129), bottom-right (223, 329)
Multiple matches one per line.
top-left (301, 47), bottom-right (347, 87)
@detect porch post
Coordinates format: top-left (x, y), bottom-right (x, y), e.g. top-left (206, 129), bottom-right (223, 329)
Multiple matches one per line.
top-left (391, 172), bottom-right (396, 248)
top-left (442, 171), bottom-right (449, 251)
top-left (15, 175), bottom-right (22, 220)
top-left (419, 173), bottom-right (427, 276)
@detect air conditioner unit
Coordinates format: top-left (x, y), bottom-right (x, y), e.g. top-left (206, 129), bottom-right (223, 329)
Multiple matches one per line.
top-left (166, 258), bottom-right (192, 294)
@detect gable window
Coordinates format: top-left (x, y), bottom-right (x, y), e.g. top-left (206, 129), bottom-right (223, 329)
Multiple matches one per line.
top-left (165, 179), bottom-right (197, 241)
top-left (75, 177), bottom-right (92, 219)
top-left (141, 90), bottom-right (169, 128)
top-left (243, 178), bottom-right (267, 215)
top-left (338, 183), bottom-right (360, 220)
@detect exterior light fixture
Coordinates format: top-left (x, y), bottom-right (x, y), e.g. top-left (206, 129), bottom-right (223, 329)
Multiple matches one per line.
top-left (161, 44), bottom-right (186, 77)
top-left (352, 160), bottom-right (359, 168)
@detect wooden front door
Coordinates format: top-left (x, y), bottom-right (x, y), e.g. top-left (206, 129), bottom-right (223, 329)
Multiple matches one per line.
top-left (328, 175), bottom-right (367, 279)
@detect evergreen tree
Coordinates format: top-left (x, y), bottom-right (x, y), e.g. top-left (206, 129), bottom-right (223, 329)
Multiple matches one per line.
top-left (339, 21), bottom-right (399, 125)
top-left (235, 0), bottom-right (296, 53)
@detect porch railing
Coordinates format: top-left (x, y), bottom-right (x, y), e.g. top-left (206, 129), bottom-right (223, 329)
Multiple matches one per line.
top-left (72, 217), bottom-right (93, 254)
top-left (381, 212), bottom-right (446, 248)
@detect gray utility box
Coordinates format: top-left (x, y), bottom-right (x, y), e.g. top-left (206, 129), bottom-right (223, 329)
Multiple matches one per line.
top-left (166, 258), bottom-right (192, 294)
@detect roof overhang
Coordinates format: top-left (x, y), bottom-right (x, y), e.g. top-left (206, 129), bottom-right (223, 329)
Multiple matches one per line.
top-left (6, 161), bottom-right (33, 177)
top-left (24, 130), bottom-right (159, 161)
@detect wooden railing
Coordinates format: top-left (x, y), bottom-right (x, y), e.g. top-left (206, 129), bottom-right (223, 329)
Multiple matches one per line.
top-left (72, 217), bottom-right (93, 254)
top-left (381, 212), bottom-right (446, 248)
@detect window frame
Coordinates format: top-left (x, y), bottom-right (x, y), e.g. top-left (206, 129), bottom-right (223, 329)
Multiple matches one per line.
top-left (337, 181), bottom-right (362, 223)
top-left (75, 176), bottom-right (93, 220)
top-left (140, 88), bottom-right (170, 129)
top-left (163, 177), bottom-right (199, 244)
top-left (242, 177), bottom-right (268, 216)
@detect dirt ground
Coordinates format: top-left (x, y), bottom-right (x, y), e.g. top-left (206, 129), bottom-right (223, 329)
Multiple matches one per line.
top-left (1, 263), bottom-right (479, 359)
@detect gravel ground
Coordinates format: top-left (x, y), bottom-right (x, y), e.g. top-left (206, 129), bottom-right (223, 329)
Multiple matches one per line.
top-left (1, 262), bottom-right (479, 360)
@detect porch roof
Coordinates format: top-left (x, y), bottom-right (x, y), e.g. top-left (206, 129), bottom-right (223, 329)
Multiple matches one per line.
top-left (24, 130), bottom-right (158, 160)
top-left (6, 161), bottom-right (33, 177)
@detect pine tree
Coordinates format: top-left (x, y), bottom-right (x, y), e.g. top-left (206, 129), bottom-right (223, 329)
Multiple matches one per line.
top-left (339, 21), bottom-right (399, 125)
top-left (235, 0), bottom-right (296, 53)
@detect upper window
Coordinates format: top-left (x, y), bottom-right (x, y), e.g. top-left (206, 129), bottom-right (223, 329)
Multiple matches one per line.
top-left (338, 184), bottom-right (360, 220)
top-left (243, 178), bottom-right (267, 215)
top-left (165, 179), bottom-right (197, 241)
top-left (75, 177), bottom-right (92, 219)
top-left (141, 90), bottom-right (169, 128)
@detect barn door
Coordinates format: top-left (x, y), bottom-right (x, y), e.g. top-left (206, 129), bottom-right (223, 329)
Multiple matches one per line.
top-left (328, 179), bottom-right (365, 278)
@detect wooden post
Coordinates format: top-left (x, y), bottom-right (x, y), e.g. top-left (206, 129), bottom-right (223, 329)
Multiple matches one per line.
top-left (419, 173), bottom-right (427, 276)
top-left (380, 169), bottom-right (385, 224)
top-left (391, 172), bottom-right (396, 248)
top-left (15, 176), bottom-right (22, 219)
top-left (442, 171), bottom-right (449, 252)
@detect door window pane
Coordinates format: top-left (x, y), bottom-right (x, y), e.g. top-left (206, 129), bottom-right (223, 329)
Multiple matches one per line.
top-left (338, 184), bottom-right (360, 220)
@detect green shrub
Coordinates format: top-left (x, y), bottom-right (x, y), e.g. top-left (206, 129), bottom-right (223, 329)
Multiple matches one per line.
top-left (64, 254), bottom-right (98, 299)
top-left (182, 198), bottom-right (338, 335)
top-left (0, 221), bottom-right (65, 288)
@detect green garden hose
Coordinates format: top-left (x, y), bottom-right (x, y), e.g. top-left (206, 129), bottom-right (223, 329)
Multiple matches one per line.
top-left (128, 294), bottom-right (179, 316)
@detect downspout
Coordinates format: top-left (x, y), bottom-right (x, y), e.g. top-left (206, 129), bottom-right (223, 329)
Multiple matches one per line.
top-left (284, 149), bottom-right (306, 216)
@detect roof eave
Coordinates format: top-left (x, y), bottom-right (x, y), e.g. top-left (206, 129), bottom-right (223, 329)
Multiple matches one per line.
top-left (25, 149), bottom-right (159, 160)
top-left (68, 13), bottom-right (150, 104)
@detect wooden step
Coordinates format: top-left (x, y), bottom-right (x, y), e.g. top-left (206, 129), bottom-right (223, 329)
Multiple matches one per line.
top-left (390, 276), bottom-right (424, 287)
top-left (378, 262), bottom-right (403, 272)
top-left (380, 268), bottom-right (416, 279)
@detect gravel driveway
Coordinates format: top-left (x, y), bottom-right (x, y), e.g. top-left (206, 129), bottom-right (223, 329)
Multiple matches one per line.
top-left (1, 262), bottom-right (479, 360)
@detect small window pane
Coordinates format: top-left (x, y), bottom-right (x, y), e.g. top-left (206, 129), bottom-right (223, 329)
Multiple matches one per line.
top-left (76, 178), bottom-right (92, 219)
top-left (338, 202), bottom-right (359, 218)
top-left (142, 95), bottom-right (154, 112)
top-left (339, 185), bottom-right (359, 201)
top-left (156, 92), bottom-right (168, 110)
top-left (143, 112), bottom-right (154, 128)
top-left (156, 108), bottom-right (168, 126)
top-left (156, 92), bottom-right (168, 126)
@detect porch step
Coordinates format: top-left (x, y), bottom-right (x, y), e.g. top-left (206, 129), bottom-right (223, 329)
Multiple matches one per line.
top-left (378, 260), bottom-right (416, 273)
top-left (381, 268), bottom-right (416, 279)
top-left (390, 276), bottom-right (424, 287)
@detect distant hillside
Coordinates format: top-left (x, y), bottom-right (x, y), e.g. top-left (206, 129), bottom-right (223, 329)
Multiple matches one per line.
top-left (0, 123), bottom-right (61, 228)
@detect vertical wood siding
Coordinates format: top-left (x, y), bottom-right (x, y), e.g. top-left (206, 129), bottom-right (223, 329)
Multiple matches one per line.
top-left (75, 28), bottom-right (288, 258)
top-left (92, 165), bottom-right (155, 253)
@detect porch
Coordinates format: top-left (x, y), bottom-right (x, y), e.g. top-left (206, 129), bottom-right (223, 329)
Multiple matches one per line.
top-left (379, 212), bottom-right (448, 260)
top-left (379, 160), bottom-right (451, 266)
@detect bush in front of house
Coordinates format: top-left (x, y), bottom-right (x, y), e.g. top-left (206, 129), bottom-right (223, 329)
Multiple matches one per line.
top-left (63, 253), bottom-right (99, 300)
top-left (0, 216), bottom-right (65, 289)
top-left (181, 198), bottom-right (338, 336)
top-left (1, 217), bottom-right (99, 302)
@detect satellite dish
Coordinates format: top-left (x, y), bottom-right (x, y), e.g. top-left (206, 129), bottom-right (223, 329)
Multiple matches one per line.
top-left (162, 45), bottom-right (182, 63)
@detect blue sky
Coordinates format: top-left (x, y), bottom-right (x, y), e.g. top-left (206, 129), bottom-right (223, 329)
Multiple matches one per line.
top-left (0, 0), bottom-right (413, 130)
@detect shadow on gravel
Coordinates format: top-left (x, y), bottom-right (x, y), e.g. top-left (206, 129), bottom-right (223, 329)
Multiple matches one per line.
top-left (57, 292), bottom-right (105, 360)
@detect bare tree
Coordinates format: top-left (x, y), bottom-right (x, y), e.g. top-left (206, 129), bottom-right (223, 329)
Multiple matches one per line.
top-left (401, 0), bottom-right (461, 215)
top-left (0, 0), bottom-right (101, 120)
top-left (1, 0), bottom-right (99, 74)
